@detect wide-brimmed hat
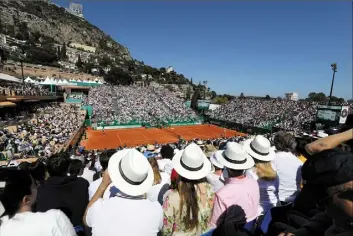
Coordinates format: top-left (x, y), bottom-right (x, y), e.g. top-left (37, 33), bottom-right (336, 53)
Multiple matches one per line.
top-left (242, 135), bottom-right (275, 162)
top-left (210, 151), bottom-right (224, 169)
top-left (146, 144), bottom-right (155, 151)
top-left (108, 149), bottom-right (154, 196)
top-left (196, 140), bottom-right (204, 146)
top-left (217, 142), bottom-right (255, 170)
top-left (172, 143), bottom-right (211, 180)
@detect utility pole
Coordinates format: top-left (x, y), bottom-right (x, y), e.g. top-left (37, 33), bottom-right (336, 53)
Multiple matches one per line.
top-left (328, 63), bottom-right (337, 105)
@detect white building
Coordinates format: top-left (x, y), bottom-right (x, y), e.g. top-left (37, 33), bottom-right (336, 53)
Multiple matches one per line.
top-left (285, 92), bottom-right (299, 101)
top-left (166, 66), bottom-right (174, 73)
top-left (66, 2), bottom-right (84, 18)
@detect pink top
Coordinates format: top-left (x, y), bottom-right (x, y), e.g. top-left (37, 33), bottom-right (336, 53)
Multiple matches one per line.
top-left (210, 176), bottom-right (260, 226)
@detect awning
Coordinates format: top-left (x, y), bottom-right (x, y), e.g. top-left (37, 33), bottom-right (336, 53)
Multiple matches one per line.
top-left (0, 101), bottom-right (16, 107)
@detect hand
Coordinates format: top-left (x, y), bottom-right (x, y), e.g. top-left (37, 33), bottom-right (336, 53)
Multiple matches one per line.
top-left (102, 169), bottom-right (111, 187)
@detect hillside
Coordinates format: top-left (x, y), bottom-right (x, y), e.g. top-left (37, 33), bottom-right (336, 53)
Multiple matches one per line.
top-left (0, 0), bottom-right (131, 60)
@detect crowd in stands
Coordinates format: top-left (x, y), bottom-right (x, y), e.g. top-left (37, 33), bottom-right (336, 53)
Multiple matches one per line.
top-left (0, 81), bottom-right (50, 96)
top-left (0, 103), bottom-right (85, 160)
top-left (210, 98), bottom-right (318, 132)
top-left (85, 85), bottom-right (198, 124)
top-left (1, 127), bottom-right (352, 236)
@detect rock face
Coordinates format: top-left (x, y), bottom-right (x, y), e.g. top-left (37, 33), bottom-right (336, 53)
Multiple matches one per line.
top-left (0, 0), bottom-right (132, 60)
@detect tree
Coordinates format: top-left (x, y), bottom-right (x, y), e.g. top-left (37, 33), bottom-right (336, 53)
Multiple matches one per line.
top-left (240, 92), bottom-right (245, 98)
top-left (57, 46), bottom-right (61, 59)
top-left (211, 90), bottom-right (217, 99)
top-left (190, 77), bottom-right (193, 85)
top-left (99, 55), bottom-right (111, 67)
top-left (104, 67), bottom-right (133, 85)
top-left (76, 54), bottom-right (83, 70)
top-left (25, 46), bottom-right (58, 64)
top-left (214, 96), bottom-right (228, 105)
top-left (160, 67), bottom-right (166, 73)
top-left (191, 89), bottom-right (201, 109)
top-left (185, 86), bottom-right (192, 100)
top-left (60, 43), bottom-right (67, 60)
top-left (347, 99), bottom-right (353, 104)
top-left (265, 95), bottom-right (271, 100)
top-left (306, 92), bottom-right (327, 102)
top-left (84, 62), bottom-right (94, 74)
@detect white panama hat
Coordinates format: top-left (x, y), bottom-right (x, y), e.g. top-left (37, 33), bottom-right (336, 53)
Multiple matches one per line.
top-left (172, 143), bottom-right (211, 180)
top-left (210, 151), bottom-right (224, 169)
top-left (242, 135), bottom-right (275, 162)
top-left (108, 149), bottom-right (154, 196)
top-left (217, 142), bottom-right (255, 170)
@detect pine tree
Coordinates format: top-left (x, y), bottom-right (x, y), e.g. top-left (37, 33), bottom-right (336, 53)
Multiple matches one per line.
top-left (57, 46), bottom-right (61, 60)
top-left (190, 77), bottom-right (193, 85)
top-left (61, 43), bottom-right (67, 60)
top-left (76, 54), bottom-right (83, 70)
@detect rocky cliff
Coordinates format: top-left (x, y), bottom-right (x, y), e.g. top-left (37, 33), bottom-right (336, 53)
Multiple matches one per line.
top-left (0, 0), bottom-right (132, 60)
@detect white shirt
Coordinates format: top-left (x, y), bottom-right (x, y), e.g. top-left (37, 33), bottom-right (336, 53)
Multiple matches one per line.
top-left (206, 173), bottom-right (225, 192)
top-left (272, 151), bottom-right (303, 202)
top-left (0, 210), bottom-right (76, 236)
top-left (86, 197), bottom-right (163, 236)
top-left (80, 167), bottom-right (95, 183)
top-left (147, 182), bottom-right (167, 202)
top-left (88, 178), bottom-right (115, 200)
top-left (246, 167), bottom-right (280, 215)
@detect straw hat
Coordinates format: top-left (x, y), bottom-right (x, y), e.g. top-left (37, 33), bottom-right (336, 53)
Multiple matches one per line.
top-left (242, 135), bottom-right (275, 162)
top-left (217, 142), bottom-right (255, 170)
top-left (172, 143), bottom-right (211, 180)
top-left (108, 149), bottom-right (154, 196)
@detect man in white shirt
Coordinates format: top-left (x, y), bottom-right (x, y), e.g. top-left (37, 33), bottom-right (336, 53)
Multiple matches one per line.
top-left (88, 149), bottom-right (116, 200)
top-left (84, 149), bottom-right (163, 236)
top-left (272, 132), bottom-right (303, 203)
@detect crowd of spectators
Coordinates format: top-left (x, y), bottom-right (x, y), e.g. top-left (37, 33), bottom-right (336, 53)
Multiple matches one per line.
top-left (0, 129), bottom-right (352, 236)
top-left (210, 98), bottom-right (318, 132)
top-left (0, 103), bottom-right (85, 160)
top-left (0, 81), bottom-right (50, 96)
top-left (85, 85), bottom-right (198, 124)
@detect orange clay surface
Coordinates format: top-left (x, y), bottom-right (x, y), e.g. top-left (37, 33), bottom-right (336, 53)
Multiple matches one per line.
top-left (80, 124), bottom-right (246, 150)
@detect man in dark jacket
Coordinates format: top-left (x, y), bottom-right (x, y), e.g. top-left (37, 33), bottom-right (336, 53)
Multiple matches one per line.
top-left (35, 152), bottom-right (89, 231)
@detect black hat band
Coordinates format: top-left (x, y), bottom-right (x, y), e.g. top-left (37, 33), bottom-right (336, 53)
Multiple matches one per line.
top-left (180, 159), bottom-right (204, 171)
top-left (222, 151), bottom-right (247, 164)
top-left (250, 143), bottom-right (269, 156)
top-left (119, 161), bottom-right (146, 185)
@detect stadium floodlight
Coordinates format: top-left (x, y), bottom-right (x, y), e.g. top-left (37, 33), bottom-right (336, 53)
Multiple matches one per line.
top-left (328, 63), bottom-right (338, 105)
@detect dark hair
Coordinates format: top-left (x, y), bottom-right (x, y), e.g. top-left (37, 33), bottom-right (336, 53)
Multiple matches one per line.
top-left (274, 131), bottom-right (297, 153)
top-left (0, 169), bottom-right (33, 219)
top-left (28, 160), bottom-right (46, 183)
top-left (99, 149), bottom-right (115, 171)
top-left (17, 162), bottom-right (30, 171)
top-left (160, 145), bottom-right (174, 160)
top-left (46, 153), bottom-right (70, 177)
top-left (68, 159), bottom-right (84, 177)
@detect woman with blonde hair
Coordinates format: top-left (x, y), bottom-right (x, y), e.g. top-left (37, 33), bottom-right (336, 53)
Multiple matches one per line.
top-left (146, 157), bottom-right (170, 205)
top-left (162, 143), bottom-right (214, 235)
top-left (243, 135), bottom-right (280, 215)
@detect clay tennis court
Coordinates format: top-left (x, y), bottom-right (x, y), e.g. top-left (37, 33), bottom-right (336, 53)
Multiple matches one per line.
top-left (80, 124), bottom-right (245, 150)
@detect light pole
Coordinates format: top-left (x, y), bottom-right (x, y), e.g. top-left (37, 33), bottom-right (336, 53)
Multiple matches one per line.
top-left (328, 63), bottom-right (337, 105)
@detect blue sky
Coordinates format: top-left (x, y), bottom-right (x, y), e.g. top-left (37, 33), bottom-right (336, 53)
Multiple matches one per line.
top-left (55, 1), bottom-right (352, 99)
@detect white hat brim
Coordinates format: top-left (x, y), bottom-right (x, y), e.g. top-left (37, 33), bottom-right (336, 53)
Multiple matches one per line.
top-left (243, 139), bottom-right (275, 162)
top-left (217, 150), bottom-right (255, 170)
top-left (211, 151), bottom-right (224, 169)
top-left (108, 150), bottom-right (154, 196)
top-left (172, 150), bottom-right (211, 180)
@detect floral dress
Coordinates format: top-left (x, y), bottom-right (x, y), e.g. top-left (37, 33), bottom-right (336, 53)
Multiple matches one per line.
top-left (162, 183), bottom-right (214, 236)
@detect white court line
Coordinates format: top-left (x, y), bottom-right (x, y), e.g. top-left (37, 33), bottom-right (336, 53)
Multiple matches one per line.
top-left (116, 133), bottom-right (123, 145)
top-left (140, 132), bottom-right (149, 140)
